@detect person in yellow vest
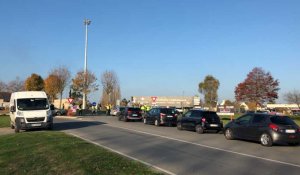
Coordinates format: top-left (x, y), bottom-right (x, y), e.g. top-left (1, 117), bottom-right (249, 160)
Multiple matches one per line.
top-left (106, 104), bottom-right (110, 116)
top-left (146, 105), bottom-right (151, 111)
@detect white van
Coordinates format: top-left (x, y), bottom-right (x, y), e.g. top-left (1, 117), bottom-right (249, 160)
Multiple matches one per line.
top-left (9, 91), bottom-right (54, 133)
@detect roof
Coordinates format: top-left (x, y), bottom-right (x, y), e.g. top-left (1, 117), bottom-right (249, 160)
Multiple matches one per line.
top-left (12, 91), bottom-right (47, 99)
top-left (0, 92), bottom-right (11, 102)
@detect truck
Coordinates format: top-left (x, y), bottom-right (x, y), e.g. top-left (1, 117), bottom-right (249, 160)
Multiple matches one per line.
top-left (9, 91), bottom-right (54, 133)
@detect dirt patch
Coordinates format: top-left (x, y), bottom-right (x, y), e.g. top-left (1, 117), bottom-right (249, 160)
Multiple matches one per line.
top-left (0, 127), bottom-right (14, 136)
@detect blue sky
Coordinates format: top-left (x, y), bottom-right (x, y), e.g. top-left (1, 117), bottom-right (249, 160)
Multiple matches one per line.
top-left (0, 0), bottom-right (299, 103)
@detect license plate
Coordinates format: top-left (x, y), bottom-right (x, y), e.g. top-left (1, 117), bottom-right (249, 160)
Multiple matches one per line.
top-left (132, 114), bottom-right (137, 117)
top-left (32, 123), bottom-right (41, 127)
top-left (210, 124), bottom-right (218, 127)
top-left (286, 129), bottom-right (296, 133)
top-left (167, 115), bottom-right (173, 118)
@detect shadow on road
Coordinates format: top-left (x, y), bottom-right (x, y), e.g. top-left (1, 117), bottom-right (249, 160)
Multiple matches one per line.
top-left (54, 121), bottom-right (107, 131)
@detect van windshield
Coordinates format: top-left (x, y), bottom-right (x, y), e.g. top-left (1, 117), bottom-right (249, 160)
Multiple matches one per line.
top-left (17, 98), bottom-right (49, 110)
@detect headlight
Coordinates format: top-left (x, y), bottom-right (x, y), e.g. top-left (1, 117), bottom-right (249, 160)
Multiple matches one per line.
top-left (17, 111), bottom-right (24, 116)
top-left (20, 118), bottom-right (25, 122)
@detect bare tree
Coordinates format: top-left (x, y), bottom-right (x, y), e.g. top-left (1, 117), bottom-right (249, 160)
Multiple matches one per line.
top-left (284, 90), bottom-right (300, 109)
top-left (101, 70), bottom-right (121, 106)
top-left (50, 66), bottom-right (71, 109)
top-left (7, 77), bottom-right (25, 92)
top-left (0, 80), bottom-right (7, 92)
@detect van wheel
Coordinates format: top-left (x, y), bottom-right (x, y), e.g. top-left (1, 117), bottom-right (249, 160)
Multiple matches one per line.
top-left (260, 133), bottom-right (273, 147)
top-left (195, 125), bottom-right (204, 134)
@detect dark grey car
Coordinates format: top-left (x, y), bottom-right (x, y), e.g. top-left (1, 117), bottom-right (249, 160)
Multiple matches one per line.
top-left (224, 113), bottom-right (300, 146)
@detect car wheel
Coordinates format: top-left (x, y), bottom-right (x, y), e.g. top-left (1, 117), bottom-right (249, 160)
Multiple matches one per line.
top-left (224, 128), bottom-right (234, 140)
top-left (177, 122), bottom-right (182, 130)
top-left (260, 133), bottom-right (273, 147)
top-left (195, 125), bottom-right (204, 134)
top-left (154, 119), bottom-right (160, 126)
top-left (288, 142), bottom-right (299, 146)
top-left (143, 118), bottom-right (147, 124)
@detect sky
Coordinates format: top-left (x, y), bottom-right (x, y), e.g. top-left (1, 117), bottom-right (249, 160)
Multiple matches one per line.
top-left (0, 0), bottom-right (299, 103)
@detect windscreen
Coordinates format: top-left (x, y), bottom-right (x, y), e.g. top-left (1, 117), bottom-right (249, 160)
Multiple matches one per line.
top-left (128, 108), bottom-right (141, 112)
top-left (17, 98), bottom-right (49, 110)
top-left (160, 108), bottom-right (176, 114)
top-left (270, 116), bottom-right (296, 125)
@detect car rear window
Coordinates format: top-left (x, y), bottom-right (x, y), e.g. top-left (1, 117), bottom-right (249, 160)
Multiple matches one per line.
top-left (160, 108), bottom-right (176, 114)
top-left (127, 108), bottom-right (141, 112)
top-left (202, 112), bottom-right (220, 120)
top-left (270, 116), bottom-right (296, 125)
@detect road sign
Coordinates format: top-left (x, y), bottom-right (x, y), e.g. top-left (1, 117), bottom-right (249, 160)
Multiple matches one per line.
top-left (151, 96), bottom-right (157, 102)
top-left (92, 102), bottom-right (97, 106)
top-left (67, 98), bottom-right (74, 104)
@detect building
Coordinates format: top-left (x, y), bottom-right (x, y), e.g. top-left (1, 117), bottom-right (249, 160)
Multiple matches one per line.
top-left (132, 96), bottom-right (200, 108)
top-left (0, 92), bottom-right (11, 109)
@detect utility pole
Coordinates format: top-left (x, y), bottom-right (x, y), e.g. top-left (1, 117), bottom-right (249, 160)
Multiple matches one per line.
top-left (83, 19), bottom-right (91, 110)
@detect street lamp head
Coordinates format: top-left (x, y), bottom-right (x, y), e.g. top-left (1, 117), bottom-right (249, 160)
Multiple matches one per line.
top-left (84, 19), bottom-right (91, 25)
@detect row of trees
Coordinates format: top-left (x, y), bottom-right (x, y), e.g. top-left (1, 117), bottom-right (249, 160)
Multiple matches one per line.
top-left (0, 66), bottom-right (121, 109)
top-left (198, 67), bottom-right (300, 110)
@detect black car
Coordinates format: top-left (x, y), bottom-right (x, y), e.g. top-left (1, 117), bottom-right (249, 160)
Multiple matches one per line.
top-left (118, 107), bottom-right (142, 122)
top-left (177, 109), bottom-right (223, 133)
top-left (143, 107), bottom-right (178, 126)
top-left (224, 113), bottom-right (300, 146)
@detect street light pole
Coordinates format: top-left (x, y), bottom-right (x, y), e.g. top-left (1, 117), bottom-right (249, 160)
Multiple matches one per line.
top-left (83, 19), bottom-right (91, 110)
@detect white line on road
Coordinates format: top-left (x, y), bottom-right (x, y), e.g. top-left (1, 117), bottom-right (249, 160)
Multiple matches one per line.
top-left (69, 133), bottom-right (176, 175)
top-left (105, 124), bottom-right (300, 169)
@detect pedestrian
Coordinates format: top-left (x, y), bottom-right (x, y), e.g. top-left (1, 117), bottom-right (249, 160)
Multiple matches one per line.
top-left (78, 103), bottom-right (82, 116)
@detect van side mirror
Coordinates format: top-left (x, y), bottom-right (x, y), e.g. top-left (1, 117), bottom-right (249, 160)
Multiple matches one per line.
top-left (50, 104), bottom-right (55, 110)
top-left (10, 106), bottom-right (16, 112)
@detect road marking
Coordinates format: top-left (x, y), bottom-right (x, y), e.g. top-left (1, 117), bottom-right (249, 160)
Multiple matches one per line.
top-left (106, 124), bottom-right (300, 168)
top-left (69, 133), bottom-right (176, 175)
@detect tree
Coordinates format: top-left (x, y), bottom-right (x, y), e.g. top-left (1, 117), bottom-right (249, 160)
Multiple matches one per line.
top-left (198, 75), bottom-right (220, 109)
top-left (284, 90), bottom-right (300, 109)
top-left (49, 66), bottom-right (71, 109)
top-left (24, 73), bottom-right (44, 91)
top-left (44, 74), bottom-right (60, 102)
top-left (235, 67), bottom-right (279, 108)
top-left (7, 77), bottom-right (25, 92)
top-left (224, 100), bottom-right (234, 106)
top-left (71, 70), bottom-right (98, 101)
top-left (0, 81), bottom-right (7, 92)
top-left (101, 70), bottom-right (121, 106)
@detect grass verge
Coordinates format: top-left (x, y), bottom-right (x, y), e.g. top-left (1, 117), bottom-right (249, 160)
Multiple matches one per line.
top-left (0, 131), bottom-right (163, 175)
top-left (0, 115), bottom-right (10, 128)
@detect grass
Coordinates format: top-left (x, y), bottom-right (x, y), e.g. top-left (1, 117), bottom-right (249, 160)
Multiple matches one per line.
top-left (0, 115), bottom-right (10, 128)
top-left (0, 131), bottom-right (163, 175)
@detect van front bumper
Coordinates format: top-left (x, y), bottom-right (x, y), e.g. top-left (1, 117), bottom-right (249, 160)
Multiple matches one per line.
top-left (16, 117), bottom-right (53, 130)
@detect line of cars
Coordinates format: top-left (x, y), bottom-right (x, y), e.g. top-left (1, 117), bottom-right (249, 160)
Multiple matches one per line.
top-left (116, 106), bottom-right (300, 147)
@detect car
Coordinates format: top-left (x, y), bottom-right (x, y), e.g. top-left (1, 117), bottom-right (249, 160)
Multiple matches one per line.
top-left (110, 107), bottom-right (125, 116)
top-left (177, 109), bottom-right (223, 134)
top-left (224, 113), bottom-right (300, 146)
top-left (143, 107), bottom-right (178, 126)
top-left (118, 107), bottom-right (142, 122)
top-left (53, 107), bottom-right (67, 116)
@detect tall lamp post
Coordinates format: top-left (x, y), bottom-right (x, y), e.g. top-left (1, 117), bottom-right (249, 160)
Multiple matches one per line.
top-left (83, 19), bottom-right (91, 110)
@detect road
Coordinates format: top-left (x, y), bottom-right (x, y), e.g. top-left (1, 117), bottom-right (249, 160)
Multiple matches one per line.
top-left (54, 116), bottom-right (300, 175)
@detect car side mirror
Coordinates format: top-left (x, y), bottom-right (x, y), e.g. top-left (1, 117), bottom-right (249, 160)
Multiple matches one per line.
top-left (10, 106), bottom-right (16, 112)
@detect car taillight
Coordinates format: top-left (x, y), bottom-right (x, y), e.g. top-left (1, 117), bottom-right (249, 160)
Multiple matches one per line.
top-left (269, 123), bottom-right (279, 132)
top-left (128, 111), bottom-right (132, 114)
top-left (201, 118), bottom-right (206, 123)
top-left (160, 113), bottom-right (166, 118)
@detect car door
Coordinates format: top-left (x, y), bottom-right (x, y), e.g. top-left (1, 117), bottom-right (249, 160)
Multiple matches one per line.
top-left (146, 109), bottom-right (155, 123)
top-left (180, 111), bottom-right (192, 129)
top-left (247, 114), bottom-right (268, 141)
top-left (233, 114), bottom-right (253, 139)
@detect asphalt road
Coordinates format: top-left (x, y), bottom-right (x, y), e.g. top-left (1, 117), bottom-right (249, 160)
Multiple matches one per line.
top-left (54, 116), bottom-right (300, 175)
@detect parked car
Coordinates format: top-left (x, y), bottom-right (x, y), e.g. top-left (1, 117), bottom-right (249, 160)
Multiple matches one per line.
top-left (143, 107), bottom-right (178, 126)
top-left (177, 109), bottom-right (223, 133)
top-left (110, 107), bottom-right (125, 116)
top-left (224, 113), bottom-right (300, 146)
top-left (53, 107), bottom-right (67, 116)
top-left (118, 107), bottom-right (142, 122)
